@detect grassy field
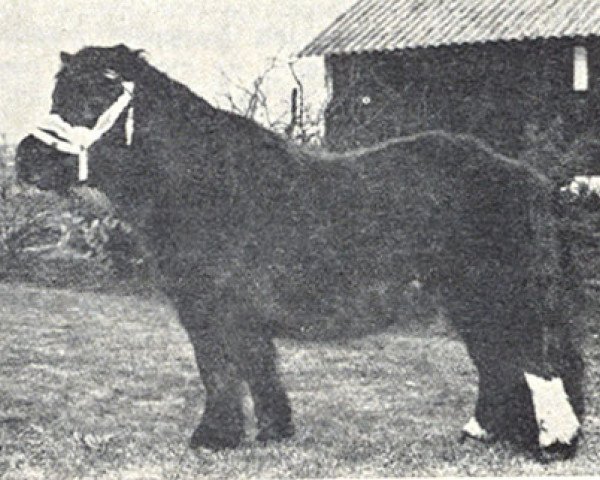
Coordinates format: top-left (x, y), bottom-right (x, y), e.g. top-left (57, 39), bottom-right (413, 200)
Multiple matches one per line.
top-left (0, 282), bottom-right (599, 478)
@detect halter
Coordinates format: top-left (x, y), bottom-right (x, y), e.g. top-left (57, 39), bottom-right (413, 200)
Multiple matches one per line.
top-left (31, 76), bottom-right (135, 182)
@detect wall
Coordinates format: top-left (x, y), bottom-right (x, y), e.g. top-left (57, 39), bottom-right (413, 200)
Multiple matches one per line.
top-left (323, 37), bottom-right (600, 155)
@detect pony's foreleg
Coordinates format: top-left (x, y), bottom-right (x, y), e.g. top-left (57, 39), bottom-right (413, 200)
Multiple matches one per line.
top-left (176, 296), bottom-right (246, 450)
top-left (238, 329), bottom-right (294, 443)
top-left (186, 327), bottom-right (246, 450)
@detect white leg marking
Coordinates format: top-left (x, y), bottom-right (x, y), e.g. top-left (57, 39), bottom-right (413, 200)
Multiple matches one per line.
top-left (524, 372), bottom-right (580, 447)
top-left (462, 416), bottom-right (489, 440)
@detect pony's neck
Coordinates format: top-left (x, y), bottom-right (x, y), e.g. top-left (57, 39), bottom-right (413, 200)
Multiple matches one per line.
top-left (124, 64), bottom-right (230, 196)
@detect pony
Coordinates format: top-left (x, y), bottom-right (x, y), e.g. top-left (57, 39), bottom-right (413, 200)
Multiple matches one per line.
top-left (15, 44), bottom-right (585, 460)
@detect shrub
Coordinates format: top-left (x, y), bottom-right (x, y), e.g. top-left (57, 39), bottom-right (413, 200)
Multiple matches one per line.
top-left (520, 121), bottom-right (600, 284)
top-left (0, 182), bottom-right (147, 290)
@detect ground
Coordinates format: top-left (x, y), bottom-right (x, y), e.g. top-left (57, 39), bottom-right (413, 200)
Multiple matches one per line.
top-left (0, 282), bottom-right (599, 478)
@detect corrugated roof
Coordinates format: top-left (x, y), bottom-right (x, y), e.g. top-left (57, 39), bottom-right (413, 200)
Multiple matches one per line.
top-left (299, 0), bottom-right (600, 56)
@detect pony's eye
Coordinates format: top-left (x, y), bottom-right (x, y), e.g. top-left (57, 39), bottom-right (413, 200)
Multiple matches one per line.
top-left (89, 99), bottom-right (107, 111)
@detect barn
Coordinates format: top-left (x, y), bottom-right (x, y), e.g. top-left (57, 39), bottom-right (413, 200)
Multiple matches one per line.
top-left (299, 0), bottom-right (600, 155)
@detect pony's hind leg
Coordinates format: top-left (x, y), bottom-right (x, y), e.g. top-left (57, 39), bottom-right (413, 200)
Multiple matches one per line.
top-left (238, 329), bottom-right (294, 443)
top-left (526, 320), bottom-right (584, 461)
top-left (481, 364), bottom-right (538, 446)
top-left (461, 348), bottom-right (537, 447)
top-left (447, 292), bottom-right (538, 449)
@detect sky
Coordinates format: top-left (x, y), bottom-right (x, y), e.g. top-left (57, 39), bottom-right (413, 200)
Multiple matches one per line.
top-left (0, 0), bottom-right (354, 143)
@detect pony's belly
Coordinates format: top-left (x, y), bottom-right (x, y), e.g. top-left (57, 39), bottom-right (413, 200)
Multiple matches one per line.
top-left (257, 245), bottom-right (440, 340)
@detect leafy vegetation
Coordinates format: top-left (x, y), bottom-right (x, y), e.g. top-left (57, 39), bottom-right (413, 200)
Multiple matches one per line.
top-left (0, 147), bottom-right (149, 291)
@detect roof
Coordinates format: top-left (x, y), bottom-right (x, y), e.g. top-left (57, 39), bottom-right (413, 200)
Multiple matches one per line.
top-left (299, 0), bottom-right (600, 56)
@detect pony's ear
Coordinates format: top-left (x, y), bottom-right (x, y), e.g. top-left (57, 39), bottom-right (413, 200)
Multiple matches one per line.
top-left (106, 43), bottom-right (140, 81)
top-left (60, 51), bottom-right (72, 65)
top-left (109, 44), bottom-right (146, 81)
top-left (114, 44), bottom-right (145, 61)
top-left (115, 44), bottom-right (130, 55)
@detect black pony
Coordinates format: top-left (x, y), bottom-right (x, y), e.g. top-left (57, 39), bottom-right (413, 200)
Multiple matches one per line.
top-left (15, 45), bottom-right (585, 459)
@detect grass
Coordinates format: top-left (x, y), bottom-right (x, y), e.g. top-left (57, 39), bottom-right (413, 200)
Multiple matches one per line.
top-left (0, 282), bottom-right (599, 478)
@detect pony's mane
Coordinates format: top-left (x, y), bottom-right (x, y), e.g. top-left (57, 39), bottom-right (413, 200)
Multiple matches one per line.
top-left (122, 47), bottom-right (284, 142)
top-left (61, 45), bottom-right (222, 128)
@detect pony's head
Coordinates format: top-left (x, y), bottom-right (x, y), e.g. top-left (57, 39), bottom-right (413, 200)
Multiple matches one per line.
top-left (52, 45), bottom-right (143, 127)
top-left (17, 45), bottom-right (145, 193)
top-left (15, 135), bottom-right (78, 193)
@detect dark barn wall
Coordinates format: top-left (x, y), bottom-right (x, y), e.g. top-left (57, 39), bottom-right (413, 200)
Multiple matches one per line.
top-left (324, 37), bottom-right (600, 155)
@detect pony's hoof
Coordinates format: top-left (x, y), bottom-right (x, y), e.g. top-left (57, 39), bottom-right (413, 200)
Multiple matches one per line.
top-left (256, 421), bottom-right (295, 444)
top-left (459, 417), bottom-right (490, 444)
top-left (537, 437), bottom-right (579, 463)
top-left (190, 424), bottom-right (242, 451)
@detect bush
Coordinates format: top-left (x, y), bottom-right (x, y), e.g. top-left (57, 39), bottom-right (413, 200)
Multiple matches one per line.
top-left (520, 121), bottom-right (600, 284)
top-left (0, 181), bottom-right (148, 291)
